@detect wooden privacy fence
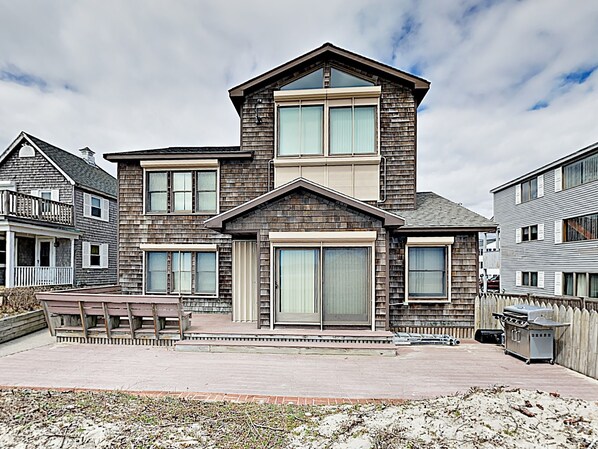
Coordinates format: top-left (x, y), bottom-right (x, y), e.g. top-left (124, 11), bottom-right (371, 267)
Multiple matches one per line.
top-left (475, 294), bottom-right (598, 380)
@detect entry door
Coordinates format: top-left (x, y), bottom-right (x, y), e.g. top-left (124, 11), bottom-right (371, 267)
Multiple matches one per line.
top-left (232, 240), bottom-right (258, 322)
top-left (38, 241), bottom-right (52, 267)
top-left (275, 248), bottom-right (320, 324)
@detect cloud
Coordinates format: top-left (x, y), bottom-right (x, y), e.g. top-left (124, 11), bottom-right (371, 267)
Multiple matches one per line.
top-left (0, 0), bottom-right (597, 219)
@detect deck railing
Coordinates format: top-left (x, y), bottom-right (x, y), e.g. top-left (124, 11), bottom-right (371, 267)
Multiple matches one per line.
top-left (0, 190), bottom-right (73, 226)
top-left (14, 266), bottom-right (73, 287)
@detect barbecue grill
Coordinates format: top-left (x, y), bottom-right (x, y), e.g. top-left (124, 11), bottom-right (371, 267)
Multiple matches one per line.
top-left (493, 304), bottom-right (569, 364)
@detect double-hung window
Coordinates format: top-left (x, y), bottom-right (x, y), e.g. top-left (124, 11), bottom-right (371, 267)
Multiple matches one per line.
top-left (83, 193), bottom-right (109, 221)
top-left (405, 237), bottom-right (453, 302)
top-left (146, 170), bottom-right (218, 214)
top-left (145, 250), bottom-right (217, 296)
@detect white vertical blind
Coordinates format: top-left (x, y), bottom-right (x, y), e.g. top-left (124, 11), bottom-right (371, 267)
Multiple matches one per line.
top-left (329, 107), bottom-right (352, 154)
top-left (323, 248), bottom-right (368, 316)
top-left (278, 249), bottom-right (317, 314)
top-left (354, 106), bottom-right (375, 153)
top-left (278, 107), bottom-right (300, 156)
top-left (301, 106), bottom-right (323, 155)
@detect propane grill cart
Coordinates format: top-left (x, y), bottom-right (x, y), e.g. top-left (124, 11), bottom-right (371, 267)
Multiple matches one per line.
top-left (493, 304), bottom-right (569, 364)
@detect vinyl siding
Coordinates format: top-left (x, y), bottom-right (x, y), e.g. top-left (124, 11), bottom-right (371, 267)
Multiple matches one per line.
top-left (494, 163), bottom-right (598, 295)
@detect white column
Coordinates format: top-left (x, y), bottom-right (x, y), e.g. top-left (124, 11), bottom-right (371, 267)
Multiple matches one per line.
top-left (6, 230), bottom-right (15, 288)
top-left (70, 237), bottom-right (75, 286)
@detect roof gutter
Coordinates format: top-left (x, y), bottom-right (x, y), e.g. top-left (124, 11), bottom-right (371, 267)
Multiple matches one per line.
top-left (104, 151), bottom-right (254, 162)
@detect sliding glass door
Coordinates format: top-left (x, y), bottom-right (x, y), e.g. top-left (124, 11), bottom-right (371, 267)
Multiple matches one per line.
top-left (323, 247), bottom-right (370, 324)
top-left (275, 246), bottom-right (371, 325)
top-left (276, 248), bottom-right (320, 323)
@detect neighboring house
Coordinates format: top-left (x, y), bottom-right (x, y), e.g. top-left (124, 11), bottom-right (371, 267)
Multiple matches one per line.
top-left (105, 43), bottom-right (494, 336)
top-left (479, 232), bottom-right (499, 277)
top-left (0, 132), bottom-right (118, 289)
top-left (492, 141), bottom-right (598, 298)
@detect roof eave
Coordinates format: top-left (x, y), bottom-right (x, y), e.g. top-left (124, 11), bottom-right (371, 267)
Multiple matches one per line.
top-left (104, 151), bottom-right (253, 162)
top-left (396, 225), bottom-right (497, 234)
top-left (204, 178), bottom-right (405, 231)
top-left (490, 140), bottom-right (598, 193)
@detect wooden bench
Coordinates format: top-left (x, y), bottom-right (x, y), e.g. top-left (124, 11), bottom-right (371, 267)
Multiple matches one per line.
top-left (36, 293), bottom-right (191, 341)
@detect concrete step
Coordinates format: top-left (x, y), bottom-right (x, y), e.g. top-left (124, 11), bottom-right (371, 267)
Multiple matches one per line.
top-left (175, 339), bottom-right (397, 356)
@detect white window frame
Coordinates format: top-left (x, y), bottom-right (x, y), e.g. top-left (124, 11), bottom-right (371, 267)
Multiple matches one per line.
top-left (82, 242), bottom-right (109, 269)
top-left (141, 246), bottom-right (219, 297)
top-left (274, 87), bottom-right (381, 160)
top-left (142, 166), bottom-right (220, 216)
top-left (404, 236), bottom-right (453, 304)
top-left (83, 192), bottom-right (109, 222)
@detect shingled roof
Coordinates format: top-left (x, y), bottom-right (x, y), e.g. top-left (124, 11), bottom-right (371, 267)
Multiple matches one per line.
top-left (13, 133), bottom-right (117, 198)
top-left (104, 145), bottom-right (251, 161)
top-left (397, 192), bottom-right (495, 232)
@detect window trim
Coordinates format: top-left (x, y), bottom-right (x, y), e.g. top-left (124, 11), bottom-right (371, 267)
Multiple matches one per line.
top-left (405, 237), bottom-right (453, 304)
top-left (83, 192), bottom-right (109, 222)
top-left (82, 242), bottom-right (109, 269)
top-left (143, 167), bottom-right (220, 216)
top-left (274, 88), bottom-right (381, 159)
top-left (142, 249), bottom-right (219, 298)
top-left (562, 212), bottom-right (598, 243)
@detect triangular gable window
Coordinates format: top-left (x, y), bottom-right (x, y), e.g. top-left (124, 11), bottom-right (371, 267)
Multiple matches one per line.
top-left (281, 68), bottom-right (323, 90)
top-left (330, 68), bottom-right (374, 88)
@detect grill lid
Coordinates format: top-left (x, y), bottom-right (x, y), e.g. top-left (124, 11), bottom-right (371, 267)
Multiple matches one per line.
top-left (504, 304), bottom-right (553, 322)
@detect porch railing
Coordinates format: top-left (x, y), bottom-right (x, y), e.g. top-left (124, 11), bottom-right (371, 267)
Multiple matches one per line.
top-left (0, 190), bottom-right (73, 226)
top-left (14, 266), bottom-right (73, 287)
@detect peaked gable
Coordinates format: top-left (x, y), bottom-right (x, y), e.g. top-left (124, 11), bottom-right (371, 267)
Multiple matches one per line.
top-left (0, 132), bottom-right (117, 198)
top-left (228, 42), bottom-right (430, 113)
top-left (205, 178), bottom-right (405, 231)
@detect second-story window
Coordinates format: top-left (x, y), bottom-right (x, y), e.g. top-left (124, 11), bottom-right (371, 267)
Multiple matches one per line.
top-left (146, 170), bottom-right (218, 215)
top-left (521, 178), bottom-right (537, 202)
top-left (330, 106), bottom-right (375, 155)
top-left (564, 213), bottom-right (598, 242)
top-left (278, 105), bottom-right (323, 156)
top-left (83, 193), bottom-right (109, 221)
top-left (147, 172), bottom-right (168, 212)
top-left (563, 152), bottom-right (598, 189)
top-left (172, 172), bottom-right (192, 212)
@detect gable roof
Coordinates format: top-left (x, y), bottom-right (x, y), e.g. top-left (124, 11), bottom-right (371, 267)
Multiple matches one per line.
top-left (1, 132), bottom-right (117, 198)
top-left (490, 140), bottom-right (598, 193)
top-left (229, 42), bottom-right (430, 113)
top-left (204, 178), bottom-right (405, 230)
top-left (397, 192), bottom-right (496, 233)
top-left (104, 145), bottom-right (251, 161)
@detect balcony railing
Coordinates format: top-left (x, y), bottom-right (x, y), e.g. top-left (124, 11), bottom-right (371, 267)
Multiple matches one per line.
top-left (14, 266), bottom-right (73, 287)
top-left (0, 190), bottom-right (73, 226)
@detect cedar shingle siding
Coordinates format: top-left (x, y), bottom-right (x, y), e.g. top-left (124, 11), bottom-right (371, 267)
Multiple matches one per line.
top-left (110, 45), bottom-right (493, 333)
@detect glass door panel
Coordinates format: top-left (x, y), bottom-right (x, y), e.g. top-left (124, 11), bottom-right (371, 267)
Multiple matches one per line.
top-left (276, 248), bottom-right (319, 323)
top-left (323, 247), bottom-right (370, 324)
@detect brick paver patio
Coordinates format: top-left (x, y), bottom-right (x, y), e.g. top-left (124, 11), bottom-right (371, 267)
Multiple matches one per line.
top-left (1, 341), bottom-right (597, 403)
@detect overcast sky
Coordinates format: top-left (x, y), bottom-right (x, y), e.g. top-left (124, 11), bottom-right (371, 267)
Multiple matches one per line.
top-left (1, 0), bottom-right (597, 217)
